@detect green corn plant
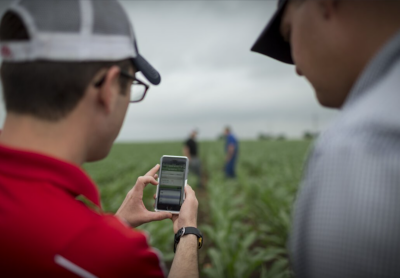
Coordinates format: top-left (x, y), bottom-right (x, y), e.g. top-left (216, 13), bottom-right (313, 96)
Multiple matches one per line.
top-left (201, 176), bottom-right (268, 278)
top-left (84, 140), bottom-right (311, 277)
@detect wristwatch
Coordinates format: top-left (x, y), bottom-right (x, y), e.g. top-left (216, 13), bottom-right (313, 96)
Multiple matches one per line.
top-left (174, 227), bottom-right (203, 253)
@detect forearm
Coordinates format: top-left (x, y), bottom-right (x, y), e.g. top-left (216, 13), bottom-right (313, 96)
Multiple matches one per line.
top-left (168, 235), bottom-right (199, 278)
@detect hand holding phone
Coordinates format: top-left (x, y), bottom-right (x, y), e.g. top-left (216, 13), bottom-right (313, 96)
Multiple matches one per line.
top-left (116, 164), bottom-right (172, 228)
top-left (171, 185), bottom-right (198, 233)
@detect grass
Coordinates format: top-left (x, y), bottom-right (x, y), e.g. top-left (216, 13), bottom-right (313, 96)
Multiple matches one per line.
top-left (83, 140), bottom-right (311, 277)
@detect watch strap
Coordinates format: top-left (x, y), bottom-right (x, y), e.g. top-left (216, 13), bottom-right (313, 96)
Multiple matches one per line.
top-left (174, 227), bottom-right (203, 253)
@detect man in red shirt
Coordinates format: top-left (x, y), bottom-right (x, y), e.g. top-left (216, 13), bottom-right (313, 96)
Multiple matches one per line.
top-left (0, 1), bottom-right (200, 277)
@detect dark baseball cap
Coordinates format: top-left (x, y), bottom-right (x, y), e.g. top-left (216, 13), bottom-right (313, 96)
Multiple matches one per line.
top-left (0, 0), bottom-right (161, 85)
top-left (251, 0), bottom-right (293, 64)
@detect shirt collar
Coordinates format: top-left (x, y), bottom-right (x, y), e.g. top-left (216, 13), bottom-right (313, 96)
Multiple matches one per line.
top-left (344, 29), bottom-right (400, 109)
top-left (0, 144), bottom-right (100, 207)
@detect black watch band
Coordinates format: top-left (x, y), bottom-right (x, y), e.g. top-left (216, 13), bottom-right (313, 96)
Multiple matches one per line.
top-left (174, 227), bottom-right (203, 253)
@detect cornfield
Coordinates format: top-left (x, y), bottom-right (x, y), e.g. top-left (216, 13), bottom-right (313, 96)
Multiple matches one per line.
top-left (84, 140), bottom-right (311, 278)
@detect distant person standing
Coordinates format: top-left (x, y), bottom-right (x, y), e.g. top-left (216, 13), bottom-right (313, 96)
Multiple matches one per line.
top-left (184, 130), bottom-right (202, 188)
top-left (224, 127), bottom-right (238, 178)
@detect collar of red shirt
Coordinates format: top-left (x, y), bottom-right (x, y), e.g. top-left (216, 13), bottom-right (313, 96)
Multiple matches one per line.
top-left (0, 144), bottom-right (101, 207)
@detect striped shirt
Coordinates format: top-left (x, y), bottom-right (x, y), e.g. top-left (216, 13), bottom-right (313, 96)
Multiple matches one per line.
top-left (291, 30), bottom-right (400, 278)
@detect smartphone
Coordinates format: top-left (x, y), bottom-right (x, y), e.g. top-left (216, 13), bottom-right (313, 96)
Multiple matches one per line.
top-left (155, 155), bottom-right (189, 214)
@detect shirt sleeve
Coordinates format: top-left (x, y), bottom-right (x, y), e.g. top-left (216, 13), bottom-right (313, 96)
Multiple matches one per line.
top-left (57, 215), bottom-right (165, 278)
top-left (291, 137), bottom-right (400, 278)
top-left (226, 135), bottom-right (236, 148)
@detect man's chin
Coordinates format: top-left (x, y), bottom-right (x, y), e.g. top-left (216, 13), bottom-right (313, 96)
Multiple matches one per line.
top-left (86, 147), bottom-right (112, 162)
top-left (315, 91), bottom-right (342, 109)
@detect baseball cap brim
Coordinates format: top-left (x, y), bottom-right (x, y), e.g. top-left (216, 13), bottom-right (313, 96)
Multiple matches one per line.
top-left (251, 0), bottom-right (293, 64)
top-left (131, 54), bottom-right (161, 85)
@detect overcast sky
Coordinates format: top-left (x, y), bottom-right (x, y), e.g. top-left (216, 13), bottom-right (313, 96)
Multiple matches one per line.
top-left (0, 0), bottom-right (338, 141)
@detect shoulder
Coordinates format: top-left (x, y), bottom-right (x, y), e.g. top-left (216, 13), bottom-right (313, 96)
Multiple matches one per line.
top-left (57, 215), bottom-right (165, 278)
top-left (293, 100), bottom-right (400, 277)
top-left (308, 118), bottom-right (400, 188)
top-left (291, 57), bottom-right (400, 278)
top-left (304, 57), bottom-right (400, 213)
top-left (337, 58), bottom-right (400, 143)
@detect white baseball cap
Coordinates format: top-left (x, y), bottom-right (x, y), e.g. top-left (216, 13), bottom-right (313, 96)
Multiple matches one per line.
top-left (0, 0), bottom-right (161, 85)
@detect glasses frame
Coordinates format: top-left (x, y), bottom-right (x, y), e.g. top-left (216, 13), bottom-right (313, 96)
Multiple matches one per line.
top-left (94, 70), bottom-right (150, 103)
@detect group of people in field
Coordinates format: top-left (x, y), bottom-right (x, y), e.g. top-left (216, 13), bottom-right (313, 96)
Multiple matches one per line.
top-left (183, 127), bottom-right (239, 187)
top-left (0, 0), bottom-right (400, 277)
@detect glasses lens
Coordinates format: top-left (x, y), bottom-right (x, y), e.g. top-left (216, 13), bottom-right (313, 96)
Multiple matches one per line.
top-left (131, 83), bottom-right (146, 102)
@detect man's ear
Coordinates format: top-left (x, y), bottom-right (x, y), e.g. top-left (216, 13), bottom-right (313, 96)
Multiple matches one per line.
top-left (318, 0), bottom-right (340, 20)
top-left (97, 66), bottom-right (121, 115)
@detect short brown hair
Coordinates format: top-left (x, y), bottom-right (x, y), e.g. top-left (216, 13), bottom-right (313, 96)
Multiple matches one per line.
top-left (0, 11), bottom-right (132, 121)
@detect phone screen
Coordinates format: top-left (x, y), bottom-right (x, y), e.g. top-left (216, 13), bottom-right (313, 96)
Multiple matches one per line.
top-left (156, 157), bottom-right (187, 212)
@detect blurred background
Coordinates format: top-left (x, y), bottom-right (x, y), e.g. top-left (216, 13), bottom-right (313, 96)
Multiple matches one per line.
top-left (0, 0), bottom-right (337, 140)
top-left (0, 1), bottom-right (340, 277)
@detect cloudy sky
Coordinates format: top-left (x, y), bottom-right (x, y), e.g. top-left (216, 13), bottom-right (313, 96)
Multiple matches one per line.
top-left (0, 0), bottom-right (338, 141)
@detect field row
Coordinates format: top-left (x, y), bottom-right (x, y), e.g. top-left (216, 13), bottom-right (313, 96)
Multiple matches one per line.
top-left (84, 140), bottom-right (311, 277)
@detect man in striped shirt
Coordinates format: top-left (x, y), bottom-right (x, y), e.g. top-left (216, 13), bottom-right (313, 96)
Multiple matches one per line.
top-left (252, 0), bottom-right (400, 277)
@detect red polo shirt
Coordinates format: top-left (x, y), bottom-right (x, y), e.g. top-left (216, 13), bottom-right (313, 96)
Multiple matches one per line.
top-left (0, 144), bottom-right (165, 277)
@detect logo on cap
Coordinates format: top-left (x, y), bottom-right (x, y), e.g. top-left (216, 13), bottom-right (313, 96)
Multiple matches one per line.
top-left (1, 45), bottom-right (12, 58)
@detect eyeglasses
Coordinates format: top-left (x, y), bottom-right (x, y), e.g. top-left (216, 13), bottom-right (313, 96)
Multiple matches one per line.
top-left (94, 70), bottom-right (149, 103)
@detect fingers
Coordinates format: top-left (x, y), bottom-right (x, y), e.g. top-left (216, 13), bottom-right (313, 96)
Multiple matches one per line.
top-left (148, 211), bottom-right (172, 221)
top-left (138, 175), bottom-right (158, 185)
top-left (182, 185), bottom-right (199, 210)
top-left (145, 164), bottom-right (160, 177)
top-left (134, 176), bottom-right (158, 192)
top-left (184, 184), bottom-right (196, 199)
